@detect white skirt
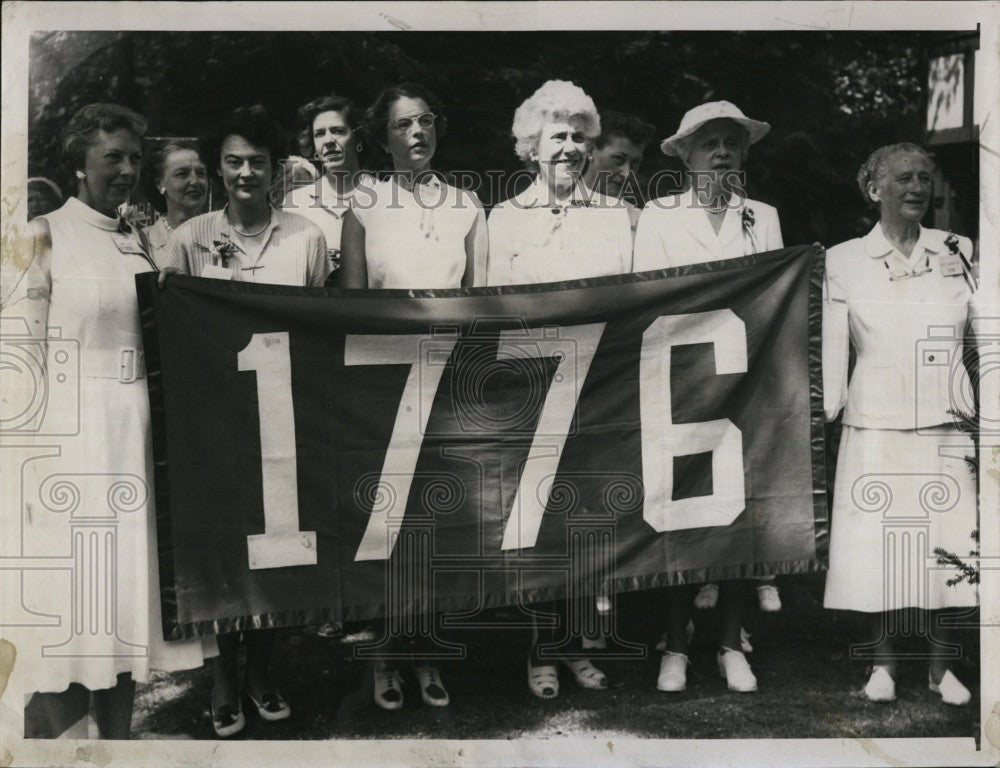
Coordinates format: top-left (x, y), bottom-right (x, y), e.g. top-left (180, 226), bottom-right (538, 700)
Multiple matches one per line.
top-left (823, 424), bottom-right (978, 612)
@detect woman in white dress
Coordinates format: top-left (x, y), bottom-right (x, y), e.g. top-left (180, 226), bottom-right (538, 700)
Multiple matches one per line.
top-left (4, 103), bottom-right (205, 738)
top-left (141, 140), bottom-right (208, 267)
top-left (340, 83), bottom-right (487, 291)
top-left (487, 79), bottom-right (633, 699)
top-left (281, 94), bottom-right (373, 287)
top-left (340, 83), bottom-right (487, 711)
top-left (822, 143), bottom-right (978, 705)
top-left (634, 100), bottom-right (784, 695)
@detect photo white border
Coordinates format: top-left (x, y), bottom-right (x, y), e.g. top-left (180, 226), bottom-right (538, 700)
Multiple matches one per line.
top-left (1, 2), bottom-right (998, 766)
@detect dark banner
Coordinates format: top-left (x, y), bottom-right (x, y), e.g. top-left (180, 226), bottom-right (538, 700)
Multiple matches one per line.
top-left (138, 245), bottom-right (827, 640)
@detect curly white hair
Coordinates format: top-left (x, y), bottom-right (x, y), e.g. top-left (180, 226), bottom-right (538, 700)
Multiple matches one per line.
top-left (511, 80), bottom-right (601, 165)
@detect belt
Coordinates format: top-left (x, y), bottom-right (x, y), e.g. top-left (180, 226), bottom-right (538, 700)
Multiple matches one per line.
top-left (80, 347), bottom-right (146, 383)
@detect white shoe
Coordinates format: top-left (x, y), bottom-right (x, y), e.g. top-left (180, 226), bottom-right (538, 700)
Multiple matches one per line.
top-left (756, 584), bottom-right (782, 612)
top-left (657, 652), bottom-right (688, 692)
top-left (740, 626), bottom-right (753, 654)
top-left (929, 669), bottom-right (971, 706)
top-left (414, 664), bottom-right (450, 707)
top-left (694, 583), bottom-right (719, 610)
top-left (863, 665), bottom-right (896, 702)
top-left (717, 647), bottom-right (757, 692)
top-left (373, 661), bottom-right (403, 710)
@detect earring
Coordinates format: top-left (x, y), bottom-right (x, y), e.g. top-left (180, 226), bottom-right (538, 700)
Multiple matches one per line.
top-left (314, 152), bottom-right (322, 161)
top-left (75, 170), bottom-right (86, 180)
top-left (356, 143), bottom-right (363, 153)
top-left (529, 152), bottom-right (538, 162)
top-left (159, 187), bottom-right (166, 195)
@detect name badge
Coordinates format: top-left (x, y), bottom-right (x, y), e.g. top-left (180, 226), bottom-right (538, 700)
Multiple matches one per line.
top-left (938, 253), bottom-right (964, 277)
top-left (201, 264), bottom-right (232, 280)
top-left (111, 232), bottom-right (146, 256)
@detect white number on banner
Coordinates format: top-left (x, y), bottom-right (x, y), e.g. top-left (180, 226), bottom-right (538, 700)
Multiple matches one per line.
top-left (346, 334), bottom-right (457, 561)
top-left (499, 324), bottom-right (605, 550)
top-left (237, 332), bottom-right (317, 569)
top-left (639, 311), bottom-right (748, 532)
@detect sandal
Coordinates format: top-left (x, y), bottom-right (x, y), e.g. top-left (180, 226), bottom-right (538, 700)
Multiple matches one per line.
top-left (560, 656), bottom-right (608, 690)
top-left (527, 658), bottom-right (559, 699)
top-left (211, 701), bottom-right (245, 737)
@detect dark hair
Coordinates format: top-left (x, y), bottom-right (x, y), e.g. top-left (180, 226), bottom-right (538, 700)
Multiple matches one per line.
top-left (61, 103), bottom-right (147, 177)
top-left (203, 104), bottom-right (285, 171)
top-left (143, 139), bottom-right (203, 213)
top-left (298, 94), bottom-right (365, 155)
top-left (365, 83), bottom-right (447, 154)
top-left (856, 142), bottom-right (935, 208)
top-left (595, 110), bottom-right (655, 149)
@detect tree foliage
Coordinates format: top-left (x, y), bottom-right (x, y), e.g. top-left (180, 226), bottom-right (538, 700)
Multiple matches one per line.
top-left (28, 30), bottom-right (945, 245)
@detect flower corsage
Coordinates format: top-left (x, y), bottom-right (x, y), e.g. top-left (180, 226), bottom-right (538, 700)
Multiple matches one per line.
top-left (210, 236), bottom-right (240, 267)
top-left (741, 206), bottom-right (760, 254)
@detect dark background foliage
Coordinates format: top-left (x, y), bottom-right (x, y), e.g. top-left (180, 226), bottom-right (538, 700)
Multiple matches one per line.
top-left (28, 30), bottom-right (969, 246)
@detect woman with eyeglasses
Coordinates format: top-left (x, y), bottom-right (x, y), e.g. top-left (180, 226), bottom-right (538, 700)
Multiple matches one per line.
top-left (822, 143), bottom-right (978, 706)
top-left (340, 83), bottom-right (487, 711)
top-left (340, 83), bottom-right (486, 290)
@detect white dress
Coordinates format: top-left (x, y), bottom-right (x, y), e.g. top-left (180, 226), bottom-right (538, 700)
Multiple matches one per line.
top-left (8, 197), bottom-right (205, 698)
top-left (352, 177), bottom-right (480, 289)
top-left (486, 179), bottom-right (633, 286)
top-left (822, 224), bottom-right (978, 612)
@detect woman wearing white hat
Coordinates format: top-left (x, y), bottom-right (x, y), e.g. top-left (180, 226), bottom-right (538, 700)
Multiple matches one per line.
top-left (634, 101), bottom-right (785, 695)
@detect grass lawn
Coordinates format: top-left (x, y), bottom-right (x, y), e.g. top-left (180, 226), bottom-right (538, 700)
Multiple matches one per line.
top-left (132, 573), bottom-right (981, 742)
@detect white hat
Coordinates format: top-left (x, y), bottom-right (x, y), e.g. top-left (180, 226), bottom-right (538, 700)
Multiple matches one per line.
top-left (660, 101), bottom-right (770, 157)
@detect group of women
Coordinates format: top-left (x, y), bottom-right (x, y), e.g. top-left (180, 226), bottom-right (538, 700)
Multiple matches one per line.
top-left (5, 75), bottom-right (979, 739)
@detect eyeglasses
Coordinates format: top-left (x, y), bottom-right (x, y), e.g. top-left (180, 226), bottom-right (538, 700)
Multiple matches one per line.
top-left (390, 112), bottom-right (436, 133)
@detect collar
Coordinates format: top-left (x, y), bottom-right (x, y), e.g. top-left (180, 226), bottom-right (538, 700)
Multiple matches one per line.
top-left (66, 196), bottom-right (122, 232)
top-left (863, 223), bottom-right (940, 259)
top-left (516, 177), bottom-right (596, 210)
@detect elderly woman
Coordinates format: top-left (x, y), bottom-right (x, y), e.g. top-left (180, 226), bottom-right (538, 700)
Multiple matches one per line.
top-left (486, 83), bottom-right (632, 286)
top-left (162, 105), bottom-right (329, 735)
top-left (340, 83), bottom-right (486, 290)
top-left (282, 94), bottom-right (373, 286)
top-left (823, 143), bottom-right (977, 705)
top-left (486, 79), bottom-right (633, 699)
top-left (142, 140), bottom-right (208, 266)
top-left (633, 100), bottom-right (784, 694)
top-left (340, 83), bottom-right (486, 711)
top-left (5, 103), bottom-right (204, 738)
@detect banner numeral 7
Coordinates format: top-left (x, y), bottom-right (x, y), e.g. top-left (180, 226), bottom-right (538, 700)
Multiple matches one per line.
top-left (346, 334), bottom-right (457, 561)
top-left (346, 324), bottom-right (605, 560)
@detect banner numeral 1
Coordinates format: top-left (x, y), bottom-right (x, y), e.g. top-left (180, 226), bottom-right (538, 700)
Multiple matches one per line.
top-left (639, 311), bottom-right (748, 532)
top-left (346, 334), bottom-right (457, 561)
top-left (237, 332), bottom-right (317, 569)
top-left (499, 324), bottom-right (605, 550)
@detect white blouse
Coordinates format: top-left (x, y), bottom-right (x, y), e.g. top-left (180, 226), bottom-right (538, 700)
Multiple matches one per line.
top-left (486, 179), bottom-right (633, 286)
top-left (352, 177), bottom-right (480, 289)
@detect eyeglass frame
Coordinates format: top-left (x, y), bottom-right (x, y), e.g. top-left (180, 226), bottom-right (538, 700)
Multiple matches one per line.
top-left (389, 112), bottom-right (438, 134)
